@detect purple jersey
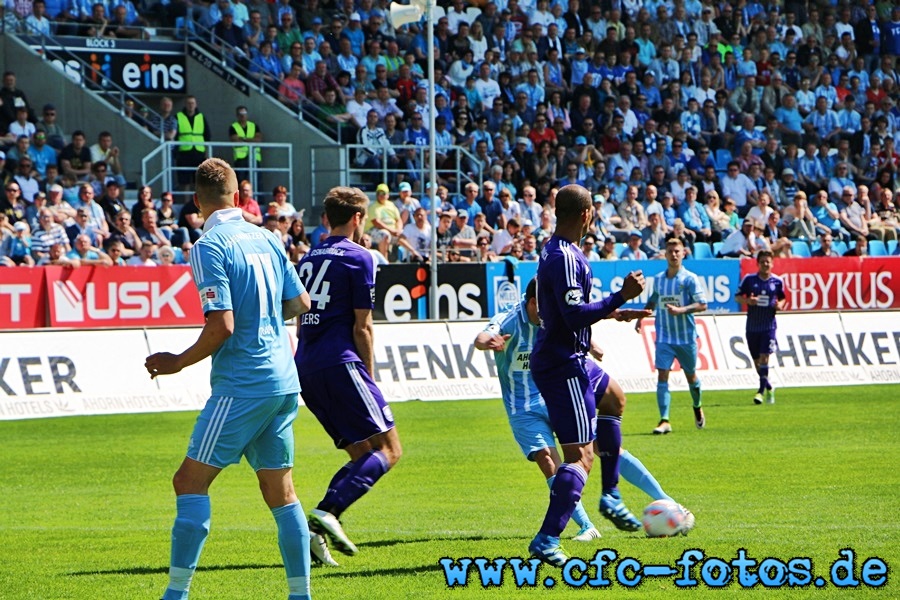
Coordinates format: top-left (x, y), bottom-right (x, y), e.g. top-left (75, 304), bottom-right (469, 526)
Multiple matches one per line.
top-left (738, 273), bottom-right (786, 333)
top-left (533, 235), bottom-right (625, 374)
top-left (295, 236), bottom-right (375, 376)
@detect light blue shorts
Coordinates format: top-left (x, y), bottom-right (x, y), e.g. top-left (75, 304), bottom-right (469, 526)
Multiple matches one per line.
top-left (186, 393), bottom-right (299, 471)
top-left (655, 341), bottom-right (698, 375)
top-left (508, 403), bottom-right (556, 461)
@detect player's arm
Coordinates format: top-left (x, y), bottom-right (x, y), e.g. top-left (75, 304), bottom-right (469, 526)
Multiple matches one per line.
top-left (145, 310), bottom-right (234, 377)
top-left (558, 271), bottom-right (645, 330)
top-left (283, 291), bottom-right (311, 320)
top-left (735, 275), bottom-right (757, 305)
top-left (635, 286), bottom-right (658, 331)
top-left (475, 318), bottom-right (511, 351)
top-left (353, 308), bottom-right (375, 375)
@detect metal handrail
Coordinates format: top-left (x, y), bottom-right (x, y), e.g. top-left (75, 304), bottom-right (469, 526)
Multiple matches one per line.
top-left (183, 18), bottom-right (345, 141)
top-left (310, 143), bottom-right (485, 203)
top-left (142, 140), bottom-right (294, 204)
top-left (4, 29), bottom-right (165, 142)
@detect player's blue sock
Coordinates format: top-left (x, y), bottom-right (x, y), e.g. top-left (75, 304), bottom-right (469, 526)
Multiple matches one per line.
top-left (595, 415), bottom-right (622, 494)
top-left (317, 462), bottom-right (352, 515)
top-left (619, 449), bottom-right (671, 501)
top-left (548, 475), bottom-right (593, 530)
top-left (162, 494), bottom-right (211, 600)
top-left (272, 502), bottom-right (311, 600)
top-left (329, 450), bottom-right (389, 516)
top-left (656, 382), bottom-right (671, 421)
top-left (539, 463), bottom-right (587, 537)
top-left (758, 365), bottom-right (770, 391)
top-left (689, 379), bottom-right (702, 408)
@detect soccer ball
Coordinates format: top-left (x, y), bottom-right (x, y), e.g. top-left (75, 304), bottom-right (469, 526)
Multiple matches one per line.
top-left (641, 499), bottom-right (686, 537)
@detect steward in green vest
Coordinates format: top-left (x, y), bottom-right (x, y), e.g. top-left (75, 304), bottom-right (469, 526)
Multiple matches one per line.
top-left (175, 95), bottom-right (209, 188)
top-left (230, 106), bottom-right (263, 185)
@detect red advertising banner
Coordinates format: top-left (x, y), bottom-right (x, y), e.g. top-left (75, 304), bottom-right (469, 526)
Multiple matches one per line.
top-left (741, 257), bottom-right (900, 311)
top-left (0, 268), bottom-right (47, 329)
top-left (44, 266), bottom-right (204, 328)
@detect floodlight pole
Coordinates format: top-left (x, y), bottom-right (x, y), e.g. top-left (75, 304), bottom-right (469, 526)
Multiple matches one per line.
top-left (426, 1), bottom-right (439, 320)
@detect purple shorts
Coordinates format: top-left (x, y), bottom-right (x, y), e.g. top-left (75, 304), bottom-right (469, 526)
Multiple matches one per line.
top-left (300, 362), bottom-right (395, 449)
top-left (532, 359), bottom-right (609, 446)
top-left (746, 330), bottom-right (778, 360)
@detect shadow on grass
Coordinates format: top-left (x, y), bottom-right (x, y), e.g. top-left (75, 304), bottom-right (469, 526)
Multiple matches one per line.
top-left (68, 534), bottom-right (492, 577)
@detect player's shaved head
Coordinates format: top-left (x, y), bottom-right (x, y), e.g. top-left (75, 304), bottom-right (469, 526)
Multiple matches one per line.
top-left (195, 158), bottom-right (238, 210)
top-left (525, 277), bottom-right (537, 301)
top-left (555, 184), bottom-right (592, 223)
top-left (323, 186), bottom-right (369, 227)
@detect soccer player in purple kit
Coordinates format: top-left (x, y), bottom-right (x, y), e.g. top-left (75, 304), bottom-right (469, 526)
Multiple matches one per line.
top-left (294, 186), bottom-right (402, 566)
top-left (736, 250), bottom-right (787, 405)
top-left (528, 184), bottom-right (650, 565)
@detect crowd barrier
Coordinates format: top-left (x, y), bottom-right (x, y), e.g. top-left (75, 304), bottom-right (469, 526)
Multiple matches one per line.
top-left (4, 257), bottom-right (898, 329)
top-left (1, 311), bottom-right (898, 420)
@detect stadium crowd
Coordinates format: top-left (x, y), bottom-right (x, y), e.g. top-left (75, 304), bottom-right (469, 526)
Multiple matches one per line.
top-left (2, 0), bottom-right (900, 265)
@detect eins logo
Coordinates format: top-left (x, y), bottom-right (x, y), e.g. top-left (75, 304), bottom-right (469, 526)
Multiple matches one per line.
top-left (122, 54), bottom-right (185, 91)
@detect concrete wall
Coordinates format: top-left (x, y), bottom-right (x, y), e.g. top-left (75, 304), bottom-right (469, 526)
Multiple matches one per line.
top-left (1, 34), bottom-right (160, 187)
top-left (182, 49), bottom-right (342, 213)
top-left (0, 35), bottom-right (345, 217)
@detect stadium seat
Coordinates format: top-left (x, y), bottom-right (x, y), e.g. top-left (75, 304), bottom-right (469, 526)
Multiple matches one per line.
top-left (712, 241), bottom-right (724, 256)
top-left (466, 7), bottom-right (482, 22)
top-left (432, 5), bottom-right (446, 19)
top-left (714, 149), bottom-right (732, 170)
top-left (868, 240), bottom-right (887, 256)
top-left (888, 240), bottom-right (898, 255)
top-left (692, 242), bottom-right (712, 259)
top-left (791, 240), bottom-right (811, 258)
top-left (614, 243), bottom-right (627, 257)
top-left (832, 241), bottom-right (848, 256)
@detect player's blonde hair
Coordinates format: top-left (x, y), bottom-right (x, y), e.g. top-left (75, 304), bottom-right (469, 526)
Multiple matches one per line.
top-left (666, 238), bottom-right (684, 249)
top-left (195, 158), bottom-right (237, 206)
top-left (324, 186), bottom-right (369, 227)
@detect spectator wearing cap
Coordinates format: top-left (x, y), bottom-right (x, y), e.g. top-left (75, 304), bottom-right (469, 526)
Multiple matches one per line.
top-left (99, 179), bottom-right (130, 227)
top-left (620, 230), bottom-right (648, 260)
top-left (13, 156), bottom-right (40, 205)
top-left (342, 12), bottom-right (365, 56)
top-left (34, 103), bottom-right (64, 152)
top-left (450, 208), bottom-right (478, 258)
top-left (0, 221), bottom-right (36, 267)
top-left (394, 181), bottom-right (420, 225)
top-left (595, 235), bottom-right (614, 261)
top-left (366, 183), bottom-right (402, 259)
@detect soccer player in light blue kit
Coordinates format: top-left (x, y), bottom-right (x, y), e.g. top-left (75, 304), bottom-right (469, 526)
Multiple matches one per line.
top-left (736, 250), bottom-right (786, 404)
top-left (637, 238), bottom-right (709, 435)
top-left (476, 278), bottom-right (692, 543)
top-left (145, 158), bottom-right (313, 600)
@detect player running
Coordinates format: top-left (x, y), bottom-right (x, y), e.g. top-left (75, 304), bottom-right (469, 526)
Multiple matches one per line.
top-left (146, 158), bottom-right (313, 600)
top-left (528, 184), bottom-right (649, 566)
top-left (475, 278), bottom-right (694, 544)
top-left (294, 186), bottom-right (402, 567)
top-left (736, 250), bottom-right (786, 404)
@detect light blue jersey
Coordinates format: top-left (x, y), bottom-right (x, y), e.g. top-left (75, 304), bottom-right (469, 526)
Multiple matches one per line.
top-left (649, 267), bottom-right (707, 345)
top-left (190, 208), bottom-right (306, 397)
top-left (483, 300), bottom-right (543, 415)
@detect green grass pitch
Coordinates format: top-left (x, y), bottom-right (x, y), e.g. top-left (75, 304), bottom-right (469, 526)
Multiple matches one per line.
top-left (1, 385), bottom-right (897, 599)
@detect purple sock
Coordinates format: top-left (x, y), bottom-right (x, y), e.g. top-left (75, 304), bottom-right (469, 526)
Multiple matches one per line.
top-left (595, 416), bottom-right (622, 495)
top-left (539, 463), bottom-right (587, 537)
top-left (759, 365), bottom-right (771, 390)
top-left (317, 462), bottom-right (352, 516)
top-left (329, 451), bottom-right (390, 517)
